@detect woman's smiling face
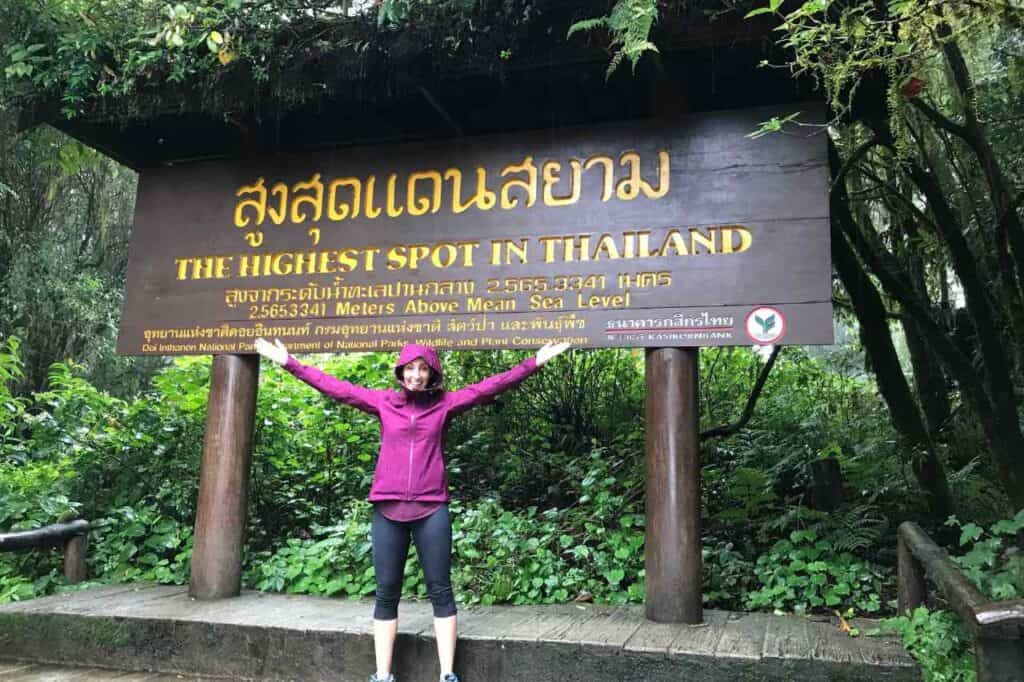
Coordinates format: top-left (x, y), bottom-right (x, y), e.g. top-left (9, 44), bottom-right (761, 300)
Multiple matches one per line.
top-left (402, 358), bottom-right (432, 391)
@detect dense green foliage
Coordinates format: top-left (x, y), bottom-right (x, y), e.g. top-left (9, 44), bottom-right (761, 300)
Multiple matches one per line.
top-left (947, 511), bottom-right (1024, 602)
top-left (2, 334), bottom-right (1016, 620)
top-left (0, 0), bottom-right (564, 121)
top-left (880, 608), bottom-right (976, 682)
top-left (745, 529), bottom-right (887, 613)
top-left (0, 106), bottom-right (156, 396)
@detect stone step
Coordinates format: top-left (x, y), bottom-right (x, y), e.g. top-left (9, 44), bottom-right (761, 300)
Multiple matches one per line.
top-left (0, 583), bottom-right (918, 681)
top-left (0, 660), bottom-right (208, 680)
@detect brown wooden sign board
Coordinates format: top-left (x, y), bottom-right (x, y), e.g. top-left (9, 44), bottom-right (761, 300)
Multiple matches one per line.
top-left (117, 103), bottom-right (831, 354)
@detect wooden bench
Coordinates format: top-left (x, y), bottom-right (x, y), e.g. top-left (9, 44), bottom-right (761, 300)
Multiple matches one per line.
top-left (898, 521), bottom-right (1024, 682)
top-left (0, 519), bottom-right (90, 583)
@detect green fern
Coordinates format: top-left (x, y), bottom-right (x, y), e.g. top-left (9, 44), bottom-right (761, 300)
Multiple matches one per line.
top-left (948, 457), bottom-right (981, 484)
top-left (758, 500), bottom-right (886, 554)
top-left (566, 17), bottom-right (611, 35)
top-left (567, 0), bottom-right (660, 78)
top-left (826, 502), bottom-right (888, 553)
top-left (759, 504), bottom-right (828, 539)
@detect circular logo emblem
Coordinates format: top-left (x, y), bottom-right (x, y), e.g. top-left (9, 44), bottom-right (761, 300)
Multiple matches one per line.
top-left (745, 306), bottom-right (785, 344)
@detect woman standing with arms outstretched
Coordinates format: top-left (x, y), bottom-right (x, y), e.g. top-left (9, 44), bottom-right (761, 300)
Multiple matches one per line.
top-left (254, 338), bottom-right (570, 682)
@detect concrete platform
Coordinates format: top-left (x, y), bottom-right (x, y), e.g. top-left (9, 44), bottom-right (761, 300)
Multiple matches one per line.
top-left (0, 583), bottom-right (919, 681)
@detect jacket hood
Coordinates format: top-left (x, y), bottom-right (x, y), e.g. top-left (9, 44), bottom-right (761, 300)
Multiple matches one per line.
top-left (393, 344), bottom-right (444, 395)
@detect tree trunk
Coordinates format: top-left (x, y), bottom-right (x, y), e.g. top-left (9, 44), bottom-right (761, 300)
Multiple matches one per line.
top-left (902, 317), bottom-right (951, 437)
top-left (895, 219), bottom-right (952, 437)
top-left (832, 134), bottom-right (1024, 508)
top-left (831, 219), bottom-right (954, 519)
top-left (901, 158), bottom-right (1024, 507)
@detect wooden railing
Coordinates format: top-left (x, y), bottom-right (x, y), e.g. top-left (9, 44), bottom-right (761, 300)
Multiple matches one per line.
top-left (0, 519), bottom-right (90, 583)
top-left (898, 521), bottom-right (1024, 682)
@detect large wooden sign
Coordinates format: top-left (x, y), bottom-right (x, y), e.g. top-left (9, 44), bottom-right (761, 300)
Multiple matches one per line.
top-left (117, 104), bottom-right (831, 354)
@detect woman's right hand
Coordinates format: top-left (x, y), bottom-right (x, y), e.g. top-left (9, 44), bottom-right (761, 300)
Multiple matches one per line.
top-left (254, 337), bottom-right (289, 366)
top-left (536, 341), bottom-right (571, 366)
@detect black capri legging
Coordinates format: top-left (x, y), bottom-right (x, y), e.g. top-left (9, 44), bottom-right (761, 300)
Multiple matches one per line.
top-left (371, 504), bottom-right (457, 620)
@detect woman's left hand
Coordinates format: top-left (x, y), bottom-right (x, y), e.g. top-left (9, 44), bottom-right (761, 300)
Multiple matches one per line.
top-left (254, 337), bottom-right (289, 366)
top-left (536, 341), bottom-right (571, 367)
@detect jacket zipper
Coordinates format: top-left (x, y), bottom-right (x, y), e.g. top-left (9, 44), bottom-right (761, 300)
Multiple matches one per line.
top-left (407, 414), bottom-right (415, 500)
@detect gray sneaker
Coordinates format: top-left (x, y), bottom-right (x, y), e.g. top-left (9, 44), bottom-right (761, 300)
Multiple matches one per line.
top-left (369, 675), bottom-right (395, 682)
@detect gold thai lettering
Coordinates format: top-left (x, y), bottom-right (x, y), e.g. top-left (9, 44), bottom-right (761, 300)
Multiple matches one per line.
top-left (267, 182), bottom-right (289, 225)
top-left (446, 168), bottom-right (496, 214)
top-left (616, 150), bottom-right (670, 200)
top-left (499, 157), bottom-right (537, 209)
top-left (445, 315), bottom-right (495, 333)
top-left (229, 149), bottom-right (672, 234)
top-left (327, 177), bottom-right (362, 221)
top-left (407, 171), bottom-right (442, 216)
top-left (541, 159), bottom-right (582, 207)
top-left (583, 155), bottom-right (615, 201)
top-left (385, 173), bottom-right (404, 218)
top-left (234, 178), bottom-right (267, 227)
top-left (364, 176), bottom-right (382, 219)
top-left (290, 174), bottom-right (324, 223)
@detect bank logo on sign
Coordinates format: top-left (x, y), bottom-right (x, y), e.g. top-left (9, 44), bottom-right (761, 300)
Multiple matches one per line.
top-left (746, 306), bottom-right (785, 344)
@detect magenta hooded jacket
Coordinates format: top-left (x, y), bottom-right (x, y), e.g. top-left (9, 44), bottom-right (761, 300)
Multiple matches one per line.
top-left (284, 344), bottom-right (540, 503)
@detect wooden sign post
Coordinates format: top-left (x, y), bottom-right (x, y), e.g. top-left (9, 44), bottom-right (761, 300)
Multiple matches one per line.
top-left (645, 348), bottom-right (702, 623)
top-left (188, 354), bottom-right (260, 599)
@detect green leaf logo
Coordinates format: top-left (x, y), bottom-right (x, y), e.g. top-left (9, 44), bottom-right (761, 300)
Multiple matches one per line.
top-left (748, 308), bottom-right (784, 343)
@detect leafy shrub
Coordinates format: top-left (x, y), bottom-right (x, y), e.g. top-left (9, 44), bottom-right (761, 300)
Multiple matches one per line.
top-left (0, 562), bottom-right (38, 603)
top-left (702, 539), bottom-right (755, 609)
top-left (0, 458), bottom-right (79, 590)
top-left (443, 348), bottom-right (644, 506)
top-left (701, 347), bottom-right (912, 515)
top-left (879, 607), bottom-right (975, 682)
top-left (0, 337), bottom-right (30, 462)
top-left (0, 459), bottom-right (77, 530)
top-left (243, 448), bottom-right (648, 607)
top-left (245, 500), bottom-right (376, 596)
top-left (453, 498), bottom-right (646, 607)
top-left (745, 529), bottom-right (887, 614)
top-left (946, 510), bottom-right (1024, 601)
top-left (0, 559), bottom-right (69, 604)
top-left (88, 505), bottom-right (193, 584)
top-left (250, 355), bottom-right (384, 546)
